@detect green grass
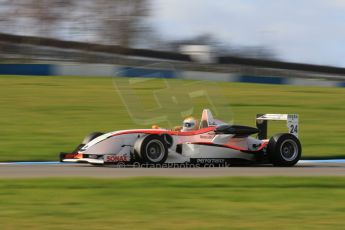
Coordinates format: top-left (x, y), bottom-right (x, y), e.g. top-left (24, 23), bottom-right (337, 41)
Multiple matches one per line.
top-left (0, 177), bottom-right (344, 229)
top-left (0, 75), bottom-right (344, 161)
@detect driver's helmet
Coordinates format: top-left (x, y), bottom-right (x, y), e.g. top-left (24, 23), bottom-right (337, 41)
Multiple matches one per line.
top-left (182, 117), bottom-right (198, 132)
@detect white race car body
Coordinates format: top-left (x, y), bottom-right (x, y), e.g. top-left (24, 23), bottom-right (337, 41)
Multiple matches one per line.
top-left (61, 109), bottom-right (301, 166)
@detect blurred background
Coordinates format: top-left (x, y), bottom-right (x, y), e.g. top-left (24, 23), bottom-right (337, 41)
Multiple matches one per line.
top-left (0, 2), bottom-right (345, 229)
top-left (0, 0), bottom-right (345, 66)
top-left (0, 0), bottom-right (345, 230)
top-left (0, 0), bottom-right (344, 161)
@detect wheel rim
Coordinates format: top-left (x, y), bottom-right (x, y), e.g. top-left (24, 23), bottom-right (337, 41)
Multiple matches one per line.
top-left (280, 139), bottom-right (298, 161)
top-left (145, 139), bottom-right (165, 162)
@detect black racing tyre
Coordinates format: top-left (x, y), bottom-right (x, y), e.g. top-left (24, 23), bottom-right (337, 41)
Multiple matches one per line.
top-left (134, 135), bottom-right (168, 164)
top-left (267, 133), bottom-right (302, 167)
top-left (82, 132), bottom-right (104, 144)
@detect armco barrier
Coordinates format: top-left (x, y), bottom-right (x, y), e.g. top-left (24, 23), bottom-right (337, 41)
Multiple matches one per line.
top-left (117, 67), bottom-right (177, 79)
top-left (0, 64), bottom-right (344, 88)
top-left (180, 71), bottom-right (237, 82)
top-left (238, 75), bottom-right (287, 85)
top-left (0, 64), bottom-right (54, 76)
top-left (337, 82), bottom-right (345, 87)
top-left (287, 78), bottom-right (338, 87)
top-left (56, 64), bottom-right (114, 77)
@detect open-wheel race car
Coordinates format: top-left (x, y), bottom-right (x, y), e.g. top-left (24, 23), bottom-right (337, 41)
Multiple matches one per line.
top-left (60, 109), bottom-right (301, 166)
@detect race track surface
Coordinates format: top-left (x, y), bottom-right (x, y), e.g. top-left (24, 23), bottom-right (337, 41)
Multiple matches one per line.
top-left (0, 160), bottom-right (345, 178)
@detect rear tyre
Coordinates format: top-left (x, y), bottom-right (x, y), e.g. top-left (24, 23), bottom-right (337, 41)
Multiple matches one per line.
top-left (134, 135), bottom-right (168, 165)
top-left (267, 133), bottom-right (301, 167)
top-left (82, 132), bottom-right (104, 144)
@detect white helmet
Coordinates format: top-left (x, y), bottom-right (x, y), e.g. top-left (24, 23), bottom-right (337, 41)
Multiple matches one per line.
top-left (182, 117), bottom-right (198, 132)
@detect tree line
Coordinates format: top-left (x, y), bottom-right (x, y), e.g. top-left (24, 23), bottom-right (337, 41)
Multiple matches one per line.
top-left (0, 0), bottom-right (149, 47)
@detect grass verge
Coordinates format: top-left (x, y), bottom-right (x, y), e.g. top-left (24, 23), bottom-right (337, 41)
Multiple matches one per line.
top-left (0, 177), bottom-right (344, 229)
top-left (0, 75), bottom-right (344, 161)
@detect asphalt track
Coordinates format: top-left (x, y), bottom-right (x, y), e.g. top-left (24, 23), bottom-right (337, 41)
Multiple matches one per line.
top-left (0, 160), bottom-right (345, 178)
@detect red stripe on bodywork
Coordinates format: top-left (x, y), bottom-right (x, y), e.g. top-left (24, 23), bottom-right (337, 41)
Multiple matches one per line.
top-left (111, 127), bottom-right (215, 137)
top-left (168, 127), bottom-right (215, 136)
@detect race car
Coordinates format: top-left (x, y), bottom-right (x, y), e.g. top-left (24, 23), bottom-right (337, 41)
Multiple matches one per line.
top-left (60, 109), bottom-right (301, 166)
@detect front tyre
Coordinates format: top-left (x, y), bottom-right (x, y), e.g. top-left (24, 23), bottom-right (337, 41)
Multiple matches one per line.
top-left (134, 135), bottom-right (168, 165)
top-left (267, 133), bottom-right (302, 167)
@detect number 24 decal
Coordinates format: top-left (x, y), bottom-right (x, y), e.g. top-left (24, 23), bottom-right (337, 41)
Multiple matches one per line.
top-left (290, 125), bottom-right (298, 133)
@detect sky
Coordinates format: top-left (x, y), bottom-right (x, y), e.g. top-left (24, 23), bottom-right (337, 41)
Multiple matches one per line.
top-left (151, 0), bottom-right (345, 67)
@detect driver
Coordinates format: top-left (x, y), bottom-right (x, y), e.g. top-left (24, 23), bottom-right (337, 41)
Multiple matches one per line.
top-left (181, 116), bottom-right (198, 132)
top-left (151, 116), bottom-right (199, 132)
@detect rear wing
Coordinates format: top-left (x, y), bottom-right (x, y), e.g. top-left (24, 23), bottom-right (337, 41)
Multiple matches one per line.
top-left (256, 114), bottom-right (299, 139)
